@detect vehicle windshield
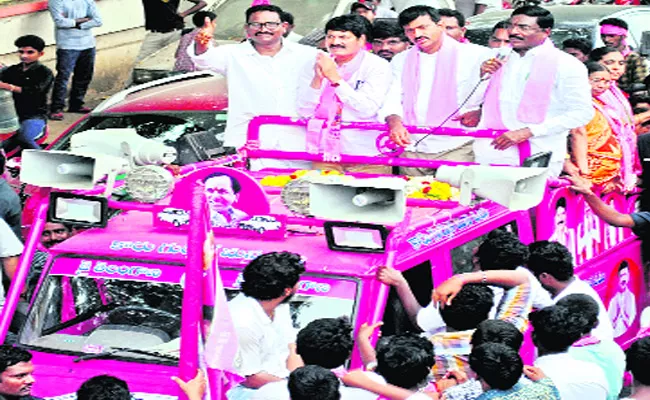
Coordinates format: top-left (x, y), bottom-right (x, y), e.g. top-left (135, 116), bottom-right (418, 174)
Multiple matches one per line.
top-left (51, 111), bottom-right (228, 165)
top-left (210, 0), bottom-right (341, 41)
top-left (466, 26), bottom-right (593, 47)
top-left (20, 269), bottom-right (183, 365)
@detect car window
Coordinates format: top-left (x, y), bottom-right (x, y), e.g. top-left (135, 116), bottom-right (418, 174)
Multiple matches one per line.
top-left (466, 26), bottom-right (593, 47)
top-left (209, 0), bottom-right (341, 41)
top-left (51, 111), bottom-right (228, 165)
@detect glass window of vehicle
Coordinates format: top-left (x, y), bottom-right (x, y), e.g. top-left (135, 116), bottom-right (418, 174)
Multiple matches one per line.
top-left (52, 112), bottom-right (228, 165)
top-left (20, 273), bottom-right (182, 365)
top-left (209, 0), bottom-right (341, 41)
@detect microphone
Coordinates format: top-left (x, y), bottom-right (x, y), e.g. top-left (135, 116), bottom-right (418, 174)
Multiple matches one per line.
top-left (481, 46), bottom-right (513, 80)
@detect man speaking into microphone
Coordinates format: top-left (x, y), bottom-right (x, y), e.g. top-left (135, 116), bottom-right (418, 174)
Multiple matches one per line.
top-left (472, 6), bottom-right (593, 177)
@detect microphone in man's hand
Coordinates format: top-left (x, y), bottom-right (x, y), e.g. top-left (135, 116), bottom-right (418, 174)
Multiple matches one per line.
top-left (481, 46), bottom-right (513, 80)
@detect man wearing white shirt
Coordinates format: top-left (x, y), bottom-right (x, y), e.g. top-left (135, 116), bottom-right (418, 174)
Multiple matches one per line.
top-left (189, 4), bottom-right (318, 170)
top-left (527, 241), bottom-right (614, 340)
top-left (297, 14), bottom-right (391, 173)
top-left (472, 6), bottom-right (593, 176)
top-left (531, 305), bottom-right (608, 400)
top-left (227, 252), bottom-right (305, 400)
top-left (0, 218), bottom-right (23, 309)
top-left (381, 6), bottom-right (489, 176)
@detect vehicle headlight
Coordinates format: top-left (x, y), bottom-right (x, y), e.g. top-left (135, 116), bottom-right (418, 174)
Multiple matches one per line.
top-left (125, 165), bottom-right (174, 203)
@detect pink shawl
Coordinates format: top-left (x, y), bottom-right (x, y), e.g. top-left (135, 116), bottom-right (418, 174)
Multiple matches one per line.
top-left (596, 84), bottom-right (638, 191)
top-left (482, 39), bottom-right (560, 129)
top-left (402, 34), bottom-right (459, 127)
top-left (307, 51), bottom-right (367, 160)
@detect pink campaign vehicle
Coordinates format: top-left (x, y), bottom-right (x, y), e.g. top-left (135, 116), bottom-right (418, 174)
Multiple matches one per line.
top-left (0, 116), bottom-right (646, 399)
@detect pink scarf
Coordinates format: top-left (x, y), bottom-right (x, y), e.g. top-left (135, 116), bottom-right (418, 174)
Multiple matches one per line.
top-left (597, 85), bottom-right (638, 191)
top-left (482, 39), bottom-right (560, 129)
top-left (600, 25), bottom-right (631, 57)
top-left (402, 34), bottom-right (459, 127)
top-left (308, 51), bottom-right (367, 161)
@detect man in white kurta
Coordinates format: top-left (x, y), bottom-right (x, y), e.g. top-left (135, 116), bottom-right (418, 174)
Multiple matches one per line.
top-left (473, 6), bottom-right (593, 177)
top-left (188, 4), bottom-right (318, 170)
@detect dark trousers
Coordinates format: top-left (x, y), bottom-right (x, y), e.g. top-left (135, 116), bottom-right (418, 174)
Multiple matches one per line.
top-left (51, 47), bottom-right (96, 112)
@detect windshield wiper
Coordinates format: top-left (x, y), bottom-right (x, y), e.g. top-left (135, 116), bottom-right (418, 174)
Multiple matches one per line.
top-left (73, 347), bottom-right (179, 363)
top-left (42, 303), bottom-right (118, 336)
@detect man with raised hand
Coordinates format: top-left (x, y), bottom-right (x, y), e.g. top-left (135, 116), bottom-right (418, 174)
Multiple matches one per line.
top-left (189, 4), bottom-right (318, 170)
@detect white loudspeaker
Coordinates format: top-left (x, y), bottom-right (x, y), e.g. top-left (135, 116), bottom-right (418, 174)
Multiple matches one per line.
top-left (70, 128), bottom-right (177, 166)
top-left (20, 150), bottom-right (129, 190)
top-left (436, 165), bottom-right (549, 211)
top-left (309, 177), bottom-right (406, 224)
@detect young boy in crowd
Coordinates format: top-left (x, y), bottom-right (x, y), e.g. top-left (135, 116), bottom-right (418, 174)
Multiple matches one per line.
top-left (0, 35), bottom-right (53, 153)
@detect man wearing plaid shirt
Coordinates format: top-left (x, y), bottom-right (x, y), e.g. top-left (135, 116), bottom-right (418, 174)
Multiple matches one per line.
top-left (428, 272), bottom-right (533, 380)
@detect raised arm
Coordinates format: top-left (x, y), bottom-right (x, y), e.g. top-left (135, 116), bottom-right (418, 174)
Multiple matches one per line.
top-left (567, 176), bottom-right (635, 228)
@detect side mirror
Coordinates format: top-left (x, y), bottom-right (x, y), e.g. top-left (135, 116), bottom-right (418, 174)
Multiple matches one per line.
top-left (640, 31), bottom-right (650, 57)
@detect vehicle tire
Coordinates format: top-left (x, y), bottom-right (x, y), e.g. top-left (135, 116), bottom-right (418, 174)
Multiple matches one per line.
top-left (257, 227), bottom-right (265, 234)
top-left (173, 220), bottom-right (180, 227)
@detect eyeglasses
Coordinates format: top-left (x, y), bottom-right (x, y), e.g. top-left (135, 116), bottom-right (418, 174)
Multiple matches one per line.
top-left (247, 21), bottom-right (282, 30)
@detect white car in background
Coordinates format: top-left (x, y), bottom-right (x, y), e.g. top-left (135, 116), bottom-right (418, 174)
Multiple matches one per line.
top-left (239, 215), bottom-right (281, 234)
top-left (157, 208), bottom-right (190, 227)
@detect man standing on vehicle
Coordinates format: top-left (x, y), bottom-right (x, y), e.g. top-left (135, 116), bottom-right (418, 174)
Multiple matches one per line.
top-left (297, 14), bottom-right (391, 173)
top-left (371, 21), bottom-right (410, 62)
top-left (472, 6), bottom-right (593, 177)
top-left (48, 0), bottom-right (102, 120)
top-left (189, 4), bottom-right (318, 170)
top-left (127, 0), bottom-right (207, 86)
top-left (227, 252), bottom-right (305, 400)
top-left (381, 6), bottom-right (489, 176)
top-left (599, 18), bottom-right (647, 95)
top-left (0, 346), bottom-right (39, 400)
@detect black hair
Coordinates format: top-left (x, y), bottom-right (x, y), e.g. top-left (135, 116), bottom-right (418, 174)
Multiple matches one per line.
top-left (14, 35), bottom-right (46, 52)
top-left (600, 18), bottom-right (628, 31)
top-left (203, 172), bottom-right (241, 194)
top-left (627, 337), bottom-right (650, 386)
top-left (192, 11), bottom-right (216, 28)
top-left (589, 46), bottom-right (621, 63)
top-left (288, 366), bottom-right (340, 400)
top-left (245, 5), bottom-right (283, 22)
top-left (438, 8), bottom-right (465, 28)
top-left (325, 14), bottom-right (371, 40)
top-left (556, 197), bottom-right (566, 208)
top-left (530, 306), bottom-right (584, 353)
top-left (296, 318), bottom-right (353, 369)
top-left (375, 333), bottom-right (434, 389)
top-left (398, 5), bottom-right (440, 27)
top-left (475, 230), bottom-right (529, 271)
top-left (240, 252), bottom-right (305, 300)
top-left (0, 346), bottom-right (32, 374)
top-left (440, 284), bottom-right (494, 331)
top-left (619, 260), bottom-right (630, 272)
top-left (492, 20), bottom-right (512, 33)
top-left (469, 343), bottom-right (523, 390)
top-left (511, 6), bottom-right (554, 30)
top-left (555, 293), bottom-right (599, 335)
top-left (630, 95), bottom-right (650, 108)
top-left (563, 38), bottom-right (592, 55)
top-left (351, 2), bottom-right (374, 12)
top-left (471, 319), bottom-right (524, 351)
top-left (77, 375), bottom-right (131, 400)
top-left (372, 20), bottom-right (407, 41)
top-left (280, 11), bottom-right (294, 25)
top-left (527, 241), bottom-right (574, 281)
top-left (585, 61), bottom-right (608, 75)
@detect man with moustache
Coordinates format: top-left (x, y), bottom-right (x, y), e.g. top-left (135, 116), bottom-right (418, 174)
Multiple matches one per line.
top-left (472, 6), bottom-right (593, 177)
top-left (380, 6), bottom-right (489, 176)
top-left (0, 346), bottom-right (39, 400)
top-left (227, 252), bottom-right (306, 400)
top-left (371, 20), bottom-right (410, 62)
top-left (297, 14), bottom-right (391, 173)
top-left (189, 4), bottom-right (318, 170)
